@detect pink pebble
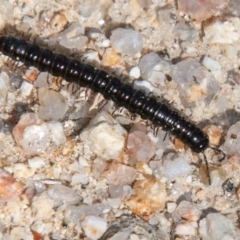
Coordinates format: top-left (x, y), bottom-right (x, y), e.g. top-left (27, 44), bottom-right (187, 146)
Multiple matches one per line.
top-left (0, 169), bottom-right (23, 202)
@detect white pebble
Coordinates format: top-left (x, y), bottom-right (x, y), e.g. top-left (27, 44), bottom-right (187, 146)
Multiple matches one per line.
top-left (204, 17), bottom-right (240, 44)
top-left (129, 66), bottom-right (141, 79)
top-left (20, 80), bottom-right (33, 96)
top-left (163, 155), bottom-right (192, 180)
top-left (202, 56), bottom-right (222, 79)
top-left (110, 28), bottom-right (143, 56)
top-left (28, 157), bottom-right (46, 169)
top-left (0, 71), bottom-right (9, 103)
top-left (47, 121), bottom-right (66, 145)
top-left (81, 215), bottom-right (107, 240)
top-left (176, 201), bottom-right (201, 221)
top-left (199, 213), bottom-right (239, 240)
top-left (47, 184), bottom-right (81, 207)
top-left (80, 111), bottom-right (127, 160)
top-left (167, 202), bottom-right (177, 213)
top-left (175, 220), bottom-right (197, 236)
top-left (108, 229), bottom-right (132, 240)
top-left (71, 172), bottom-right (89, 185)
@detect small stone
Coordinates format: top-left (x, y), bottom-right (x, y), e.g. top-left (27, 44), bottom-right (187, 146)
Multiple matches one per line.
top-left (127, 130), bottom-right (156, 165)
top-left (129, 66), bottom-right (141, 79)
top-left (46, 121), bottom-right (66, 145)
top-left (34, 72), bottom-right (52, 88)
top-left (202, 56), bottom-right (222, 79)
top-left (78, 0), bottom-right (99, 18)
top-left (65, 204), bottom-right (106, 225)
top-left (107, 229), bottom-right (132, 240)
top-left (81, 215), bottom-right (107, 240)
top-left (199, 213), bottom-right (239, 240)
top-left (32, 192), bottom-right (54, 220)
top-left (50, 12), bottom-right (67, 32)
top-left (125, 175), bottom-right (167, 219)
top-left (0, 169), bottom-right (23, 202)
top-left (175, 220), bottom-right (197, 236)
top-left (38, 88), bottom-right (67, 121)
top-left (176, 201), bottom-right (201, 221)
top-left (204, 18), bottom-right (240, 44)
top-left (20, 80), bottom-right (33, 96)
top-left (222, 121), bottom-right (240, 156)
top-left (28, 157), bottom-right (46, 169)
top-left (103, 162), bottom-right (137, 185)
top-left (178, 0), bottom-right (229, 22)
top-left (109, 184), bottom-right (133, 198)
top-left (0, 71), bottom-right (10, 103)
top-left (80, 111), bottom-right (127, 161)
top-left (203, 125), bottom-right (223, 146)
top-left (167, 202), bottom-right (177, 213)
top-left (23, 68), bottom-right (39, 83)
top-left (110, 28), bottom-right (143, 56)
top-left (174, 22), bottom-right (197, 41)
top-left (139, 52), bottom-right (170, 83)
top-left (102, 48), bottom-right (121, 66)
top-left (12, 113), bottom-right (51, 155)
top-left (163, 154), bottom-right (192, 180)
top-left (47, 184), bottom-right (81, 207)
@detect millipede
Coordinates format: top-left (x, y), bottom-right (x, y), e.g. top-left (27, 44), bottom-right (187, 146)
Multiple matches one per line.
top-left (0, 35), bottom-right (210, 154)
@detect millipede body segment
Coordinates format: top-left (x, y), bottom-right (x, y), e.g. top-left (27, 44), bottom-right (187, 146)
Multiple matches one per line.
top-left (0, 36), bottom-right (209, 153)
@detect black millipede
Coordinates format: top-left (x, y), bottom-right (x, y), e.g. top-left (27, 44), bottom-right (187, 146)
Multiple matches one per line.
top-left (0, 35), bottom-right (209, 153)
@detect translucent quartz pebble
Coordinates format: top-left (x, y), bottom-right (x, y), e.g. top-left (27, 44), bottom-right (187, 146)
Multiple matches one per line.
top-left (47, 184), bottom-right (81, 207)
top-left (0, 71), bottom-right (9, 103)
top-left (176, 201), bottom-right (201, 221)
top-left (163, 154), bottom-right (192, 180)
top-left (202, 56), bottom-right (222, 79)
top-left (65, 203), bottom-right (106, 225)
top-left (103, 162), bottom-right (137, 185)
top-left (80, 111), bottom-right (127, 161)
top-left (222, 121), bottom-right (240, 156)
top-left (139, 52), bottom-right (170, 83)
top-left (199, 213), bottom-right (240, 240)
top-left (51, 22), bottom-right (87, 50)
top-left (78, 0), bottom-right (99, 18)
top-left (175, 220), bottom-right (197, 236)
top-left (204, 18), bottom-right (240, 44)
top-left (38, 88), bottom-right (67, 121)
top-left (12, 113), bottom-right (50, 155)
top-left (127, 127), bottom-right (156, 165)
top-left (81, 215), bottom-right (107, 240)
top-left (110, 28), bottom-right (143, 56)
top-left (0, 169), bottom-right (23, 202)
top-left (174, 22), bottom-right (197, 41)
top-left (178, 0), bottom-right (229, 22)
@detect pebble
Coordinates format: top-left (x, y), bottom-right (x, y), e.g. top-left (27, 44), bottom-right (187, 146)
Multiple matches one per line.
top-left (199, 213), bottom-right (240, 240)
top-left (38, 88), bottom-right (67, 121)
top-left (204, 18), bottom-right (240, 44)
top-left (129, 66), bottom-right (141, 79)
top-left (46, 121), bottom-right (66, 145)
top-left (202, 56), bottom-right (222, 79)
top-left (34, 72), bottom-right (52, 88)
top-left (175, 220), bottom-right (197, 236)
top-left (103, 162), bottom-right (137, 185)
top-left (176, 201), bottom-right (201, 221)
top-left (28, 157), bottom-right (47, 169)
top-left (0, 71), bottom-right (10, 103)
top-left (0, 169), bottom-right (23, 202)
top-left (178, 0), bottom-right (229, 21)
top-left (81, 215), bottom-right (107, 240)
top-left (139, 52), bottom-right (170, 83)
top-left (108, 229), bottom-right (132, 240)
top-left (12, 113), bottom-right (50, 155)
top-left (222, 121), bottom-right (240, 156)
top-left (47, 184), bottom-right (81, 207)
top-left (102, 48), bottom-right (121, 66)
top-left (80, 111), bottom-right (127, 161)
top-left (127, 129), bottom-right (156, 165)
top-left (125, 175), bottom-right (167, 219)
top-left (110, 28), bottom-right (143, 56)
top-left (65, 203), bottom-right (106, 225)
top-left (109, 184), bottom-right (133, 198)
top-left (78, 0), bottom-right (99, 18)
top-left (20, 80), bottom-right (33, 96)
top-left (163, 154), bottom-right (192, 180)
top-left (174, 22), bottom-right (197, 41)
top-left (50, 12), bottom-right (67, 32)
top-left (203, 124), bottom-right (223, 146)
top-left (167, 202), bottom-right (177, 213)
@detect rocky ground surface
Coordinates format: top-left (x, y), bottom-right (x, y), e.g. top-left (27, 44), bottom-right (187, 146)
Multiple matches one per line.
top-left (1, 0), bottom-right (240, 239)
